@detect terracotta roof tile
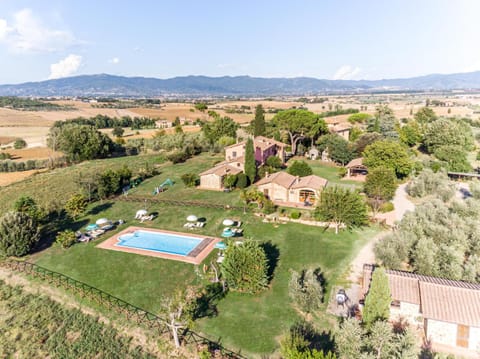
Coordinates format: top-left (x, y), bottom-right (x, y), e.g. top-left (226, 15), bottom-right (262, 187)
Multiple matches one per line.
top-left (199, 164), bottom-right (243, 176)
top-left (363, 265), bottom-right (480, 327)
top-left (346, 157), bottom-right (364, 168)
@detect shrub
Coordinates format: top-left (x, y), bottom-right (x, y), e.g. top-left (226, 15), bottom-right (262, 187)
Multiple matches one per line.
top-left (0, 152), bottom-right (11, 160)
top-left (287, 160), bottom-right (313, 177)
top-left (262, 199), bottom-right (276, 214)
top-left (13, 138), bottom-right (27, 149)
top-left (290, 211), bottom-right (301, 219)
top-left (221, 240), bottom-right (269, 293)
top-left (337, 167), bottom-right (347, 178)
top-left (379, 202), bottom-right (394, 213)
top-left (181, 173), bottom-right (199, 187)
top-left (235, 173), bottom-right (248, 189)
top-left (0, 211), bottom-right (40, 257)
top-left (167, 151), bottom-right (190, 164)
top-left (56, 230), bottom-right (77, 249)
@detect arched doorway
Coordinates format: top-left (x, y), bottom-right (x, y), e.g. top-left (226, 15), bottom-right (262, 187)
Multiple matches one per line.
top-left (299, 189), bottom-right (316, 204)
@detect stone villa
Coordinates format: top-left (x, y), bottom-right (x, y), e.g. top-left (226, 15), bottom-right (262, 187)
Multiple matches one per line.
top-left (255, 171), bottom-right (328, 207)
top-left (199, 136), bottom-right (287, 191)
top-left (363, 264), bottom-right (480, 357)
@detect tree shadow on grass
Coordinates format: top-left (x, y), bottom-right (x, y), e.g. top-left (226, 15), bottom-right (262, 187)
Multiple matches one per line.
top-left (32, 213), bottom-right (89, 254)
top-left (88, 202), bottom-right (113, 215)
top-left (260, 241), bottom-right (279, 282)
top-left (193, 282), bottom-right (225, 319)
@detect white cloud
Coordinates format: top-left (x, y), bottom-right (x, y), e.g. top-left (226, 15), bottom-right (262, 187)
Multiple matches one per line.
top-left (109, 57), bottom-right (120, 64)
top-left (0, 8), bottom-right (76, 53)
top-left (333, 65), bottom-right (361, 80)
top-left (48, 54), bottom-right (82, 79)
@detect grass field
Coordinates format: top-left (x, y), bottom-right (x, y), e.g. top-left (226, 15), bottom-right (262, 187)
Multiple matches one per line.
top-left (0, 151), bottom-right (379, 355)
top-left (2, 153), bottom-right (379, 356)
top-left (33, 195), bottom-right (377, 356)
top-left (0, 153), bottom-right (166, 214)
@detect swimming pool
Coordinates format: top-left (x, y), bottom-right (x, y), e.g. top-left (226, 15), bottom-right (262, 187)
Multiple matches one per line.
top-left (116, 229), bottom-right (203, 256)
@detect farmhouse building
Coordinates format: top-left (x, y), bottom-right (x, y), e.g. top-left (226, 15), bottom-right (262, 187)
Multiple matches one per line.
top-left (199, 136), bottom-right (287, 191)
top-left (255, 172), bottom-right (328, 207)
top-left (225, 136), bottom-right (287, 165)
top-left (363, 265), bottom-right (480, 357)
top-left (199, 163), bottom-right (243, 190)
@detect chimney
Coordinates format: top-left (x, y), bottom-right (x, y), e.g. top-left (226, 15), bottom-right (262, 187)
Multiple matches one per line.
top-left (265, 171), bottom-right (269, 178)
top-left (296, 176), bottom-right (300, 184)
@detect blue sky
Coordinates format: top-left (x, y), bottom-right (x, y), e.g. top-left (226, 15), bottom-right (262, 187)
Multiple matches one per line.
top-left (0, 0), bottom-right (479, 84)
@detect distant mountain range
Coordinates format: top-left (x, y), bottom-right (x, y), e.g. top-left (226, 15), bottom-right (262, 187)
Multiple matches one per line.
top-left (2, 71), bottom-right (480, 97)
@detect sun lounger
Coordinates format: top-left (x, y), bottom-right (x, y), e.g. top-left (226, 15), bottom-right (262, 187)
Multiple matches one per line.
top-left (236, 221), bottom-right (242, 227)
top-left (89, 229), bottom-right (105, 238)
top-left (195, 222), bottom-right (205, 228)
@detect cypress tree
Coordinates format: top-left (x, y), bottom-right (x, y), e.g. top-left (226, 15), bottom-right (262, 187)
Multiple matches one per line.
top-left (252, 104), bottom-right (266, 136)
top-left (244, 137), bottom-right (256, 184)
top-left (362, 267), bottom-right (391, 328)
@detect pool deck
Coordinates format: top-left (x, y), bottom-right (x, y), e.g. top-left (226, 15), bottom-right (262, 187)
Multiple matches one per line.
top-left (96, 226), bottom-right (221, 265)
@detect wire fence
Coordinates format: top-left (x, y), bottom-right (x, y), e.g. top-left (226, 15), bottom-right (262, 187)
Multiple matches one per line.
top-left (1, 259), bottom-right (247, 359)
top-left (116, 195), bottom-right (245, 211)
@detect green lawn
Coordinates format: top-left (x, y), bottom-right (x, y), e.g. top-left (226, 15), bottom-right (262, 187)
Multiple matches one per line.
top-left (4, 153), bottom-right (377, 356)
top-left (302, 159), bottom-right (362, 189)
top-left (34, 197), bottom-right (377, 356)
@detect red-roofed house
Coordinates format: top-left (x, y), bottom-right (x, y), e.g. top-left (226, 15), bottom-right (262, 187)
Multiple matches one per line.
top-left (363, 265), bottom-right (480, 356)
top-left (255, 172), bottom-right (328, 207)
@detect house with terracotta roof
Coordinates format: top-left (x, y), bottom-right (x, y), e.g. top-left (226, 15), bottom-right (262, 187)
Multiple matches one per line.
top-left (198, 162), bottom-right (243, 190)
top-left (225, 136), bottom-right (287, 165)
top-left (363, 264), bottom-right (480, 356)
top-left (199, 136), bottom-right (287, 190)
top-left (345, 157), bottom-right (367, 178)
top-left (255, 172), bottom-right (328, 207)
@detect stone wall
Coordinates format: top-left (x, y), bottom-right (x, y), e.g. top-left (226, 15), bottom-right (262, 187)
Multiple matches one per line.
top-left (390, 302), bottom-right (421, 325)
top-left (426, 319), bottom-right (457, 347)
top-left (200, 174), bottom-right (222, 190)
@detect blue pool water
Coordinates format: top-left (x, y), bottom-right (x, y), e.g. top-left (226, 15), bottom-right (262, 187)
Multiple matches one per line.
top-left (116, 230), bottom-right (203, 256)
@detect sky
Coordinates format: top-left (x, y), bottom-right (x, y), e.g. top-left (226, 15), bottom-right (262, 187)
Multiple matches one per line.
top-left (0, 0), bottom-right (479, 84)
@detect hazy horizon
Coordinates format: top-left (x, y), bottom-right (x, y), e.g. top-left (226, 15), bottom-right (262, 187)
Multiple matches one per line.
top-left (1, 0), bottom-right (479, 84)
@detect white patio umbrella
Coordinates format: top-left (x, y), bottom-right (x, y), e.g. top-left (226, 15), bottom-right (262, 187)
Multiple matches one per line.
top-left (135, 209), bottom-right (148, 219)
top-left (222, 219), bottom-right (234, 226)
top-left (187, 215), bottom-right (198, 222)
top-left (96, 218), bottom-right (110, 226)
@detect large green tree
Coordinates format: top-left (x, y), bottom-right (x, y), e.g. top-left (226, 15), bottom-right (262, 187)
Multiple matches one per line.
top-left (414, 106), bottom-right (437, 124)
top-left (433, 145), bottom-right (472, 172)
top-left (221, 239), bottom-right (268, 293)
top-left (367, 105), bottom-right (398, 139)
top-left (314, 186), bottom-right (368, 234)
top-left (244, 137), bottom-right (256, 184)
top-left (364, 166), bottom-right (398, 215)
top-left (362, 267), bottom-right (391, 328)
top-left (201, 116), bottom-right (238, 146)
top-left (47, 124), bottom-right (114, 161)
top-left (399, 120), bottom-right (422, 147)
top-left (0, 211), bottom-right (40, 257)
top-left (251, 104), bottom-right (266, 136)
top-left (316, 134), bottom-right (357, 165)
top-left (423, 118), bottom-right (474, 153)
top-left (363, 140), bottom-right (413, 178)
top-left (272, 109), bottom-right (327, 154)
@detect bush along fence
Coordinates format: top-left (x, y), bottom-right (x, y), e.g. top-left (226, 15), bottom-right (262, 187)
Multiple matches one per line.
top-left (116, 195), bottom-right (245, 211)
top-left (1, 260), bottom-right (246, 359)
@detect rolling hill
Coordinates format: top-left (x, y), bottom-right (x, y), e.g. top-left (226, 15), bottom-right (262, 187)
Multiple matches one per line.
top-left (1, 71), bottom-right (480, 97)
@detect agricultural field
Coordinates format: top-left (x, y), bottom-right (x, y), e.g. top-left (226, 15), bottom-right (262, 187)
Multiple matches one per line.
top-left (0, 280), bottom-right (162, 358)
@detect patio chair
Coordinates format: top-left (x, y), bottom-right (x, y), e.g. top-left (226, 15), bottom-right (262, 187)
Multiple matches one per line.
top-left (236, 221), bottom-right (242, 227)
top-left (196, 222), bottom-right (205, 228)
